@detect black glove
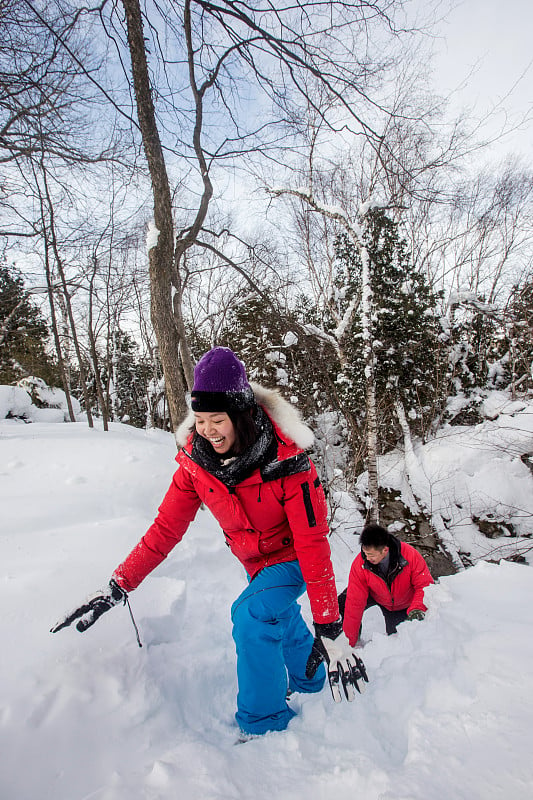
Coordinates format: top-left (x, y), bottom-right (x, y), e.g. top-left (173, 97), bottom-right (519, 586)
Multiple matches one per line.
top-left (306, 618), bottom-right (369, 702)
top-left (407, 609), bottom-right (425, 621)
top-left (50, 579), bottom-right (127, 634)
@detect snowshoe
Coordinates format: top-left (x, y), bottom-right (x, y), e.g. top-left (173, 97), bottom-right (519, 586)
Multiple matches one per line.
top-left (328, 655), bottom-right (369, 702)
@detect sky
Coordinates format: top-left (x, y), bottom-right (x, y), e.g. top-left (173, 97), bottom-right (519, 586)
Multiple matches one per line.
top-left (225, 0), bottom-right (533, 236)
top-left (430, 0), bottom-right (533, 161)
top-left (1, 385), bottom-right (533, 799)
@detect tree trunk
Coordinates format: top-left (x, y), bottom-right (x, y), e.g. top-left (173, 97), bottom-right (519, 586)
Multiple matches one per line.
top-left (88, 328), bottom-right (109, 430)
top-left (360, 227), bottom-right (379, 524)
top-left (43, 244), bottom-right (76, 423)
top-left (365, 378), bottom-right (379, 524)
top-left (122, 0), bottom-right (187, 429)
top-left (87, 256), bottom-right (109, 430)
top-left (34, 171), bottom-right (76, 422)
top-left (41, 171), bottom-right (94, 428)
top-left (172, 260), bottom-right (195, 390)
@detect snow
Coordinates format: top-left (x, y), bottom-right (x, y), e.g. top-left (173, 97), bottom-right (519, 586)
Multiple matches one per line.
top-left (374, 392), bottom-right (533, 564)
top-left (266, 350), bottom-right (286, 363)
top-left (276, 367), bottom-right (289, 386)
top-left (146, 220), bottom-right (160, 252)
top-left (2, 411), bottom-right (533, 799)
top-left (283, 332), bottom-right (298, 347)
top-left (334, 295), bottom-right (357, 341)
top-left (448, 290), bottom-right (498, 315)
top-left (358, 197), bottom-right (384, 217)
top-left (0, 385), bottom-right (32, 419)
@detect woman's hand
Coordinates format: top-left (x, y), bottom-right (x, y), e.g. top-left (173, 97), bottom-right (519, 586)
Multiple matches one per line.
top-left (306, 618), bottom-right (369, 701)
top-left (50, 579), bottom-right (127, 633)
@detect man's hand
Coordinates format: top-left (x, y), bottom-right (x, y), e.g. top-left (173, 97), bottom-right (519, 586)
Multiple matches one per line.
top-left (407, 609), bottom-right (425, 621)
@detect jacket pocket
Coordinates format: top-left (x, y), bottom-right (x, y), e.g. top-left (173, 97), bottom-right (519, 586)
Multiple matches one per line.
top-left (257, 529), bottom-right (293, 555)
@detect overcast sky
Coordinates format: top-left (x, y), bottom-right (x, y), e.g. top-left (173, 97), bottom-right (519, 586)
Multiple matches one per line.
top-left (429, 0), bottom-right (532, 160)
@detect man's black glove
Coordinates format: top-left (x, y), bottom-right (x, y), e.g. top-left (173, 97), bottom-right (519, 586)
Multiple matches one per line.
top-left (407, 609), bottom-right (425, 621)
top-left (305, 618), bottom-right (369, 702)
top-left (50, 579), bottom-right (127, 634)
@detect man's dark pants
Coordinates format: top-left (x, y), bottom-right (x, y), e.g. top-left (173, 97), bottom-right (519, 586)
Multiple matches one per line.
top-left (338, 587), bottom-right (408, 636)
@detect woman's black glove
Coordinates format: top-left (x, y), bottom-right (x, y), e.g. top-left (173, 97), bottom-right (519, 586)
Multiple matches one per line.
top-left (50, 579), bottom-right (127, 633)
top-left (306, 618), bottom-right (368, 702)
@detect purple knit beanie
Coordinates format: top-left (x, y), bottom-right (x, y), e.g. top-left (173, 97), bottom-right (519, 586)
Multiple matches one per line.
top-left (190, 347), bottom-right (255, 412)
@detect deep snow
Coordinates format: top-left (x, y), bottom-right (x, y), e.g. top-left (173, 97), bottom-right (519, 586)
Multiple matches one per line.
top-left (1, 411), bottom-right (533, 800)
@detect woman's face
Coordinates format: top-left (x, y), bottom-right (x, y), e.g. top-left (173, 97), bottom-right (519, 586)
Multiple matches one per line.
top-left (194, 411), bottom-right (236, 455)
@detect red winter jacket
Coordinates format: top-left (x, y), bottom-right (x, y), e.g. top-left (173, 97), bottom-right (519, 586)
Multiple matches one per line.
top-left (113, 388), bottom-right (339, 624)
top-left (343, 538), bottom-right (433, 646)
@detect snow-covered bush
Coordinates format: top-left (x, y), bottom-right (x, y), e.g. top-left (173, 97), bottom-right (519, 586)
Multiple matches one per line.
top-left (0, 378), bottom-right (81, 422)
top-left (0, 385), bottom-right (33, 420)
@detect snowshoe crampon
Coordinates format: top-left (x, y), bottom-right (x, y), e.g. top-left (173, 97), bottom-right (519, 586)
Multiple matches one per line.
top-left (328, 655), bottom-right (369, 702)
top-left (351, 654), bottom-right (369, 693)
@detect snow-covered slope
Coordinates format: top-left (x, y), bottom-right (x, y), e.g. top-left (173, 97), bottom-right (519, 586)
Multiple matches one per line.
top-left (1, 418), bottom-right (532, 800)
top-left (352, 391), bottom-right (533, 568)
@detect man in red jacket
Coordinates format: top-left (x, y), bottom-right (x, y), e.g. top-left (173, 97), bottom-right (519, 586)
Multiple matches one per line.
top-left (341, 524), bottom-right (434, 647)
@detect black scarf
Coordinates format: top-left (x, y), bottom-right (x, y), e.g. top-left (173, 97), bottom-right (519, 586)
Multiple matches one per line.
top-left (191, 406), bottom-right (277, 487)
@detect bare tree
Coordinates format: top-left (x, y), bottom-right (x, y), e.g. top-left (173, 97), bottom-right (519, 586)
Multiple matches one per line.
top-left (32, 157), bottom-right (95, 426)
top-left (105, 0), bottom-right (415, 429)
top-left (441, 162), bottom-right (533, 304)
top-left (0, 0), bottom-right (91, 165)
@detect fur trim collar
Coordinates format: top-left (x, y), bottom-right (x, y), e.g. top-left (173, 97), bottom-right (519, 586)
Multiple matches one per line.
top-left (174, 382), bottom-right (314, 450)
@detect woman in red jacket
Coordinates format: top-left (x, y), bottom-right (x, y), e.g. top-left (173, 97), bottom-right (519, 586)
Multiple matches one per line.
top-left (52, 347), bottom-right (363, 737)
top-left (341, 524), bottom-right (434, 647)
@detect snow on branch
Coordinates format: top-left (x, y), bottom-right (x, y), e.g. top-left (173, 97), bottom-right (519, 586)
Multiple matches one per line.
top-left (334, 294), bottom-right (358, 341)
top-left (301, 323), bottom-right (340, 353)
top-left (267, 186), bottom-right (363, 243)
top-left (448, 291), bottom-right (501, 319)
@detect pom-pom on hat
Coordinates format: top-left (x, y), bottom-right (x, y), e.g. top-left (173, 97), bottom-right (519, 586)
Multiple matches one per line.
top-left (190, 347), bottom-right (255, 412)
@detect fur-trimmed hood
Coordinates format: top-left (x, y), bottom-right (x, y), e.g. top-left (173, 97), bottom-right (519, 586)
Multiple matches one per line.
top-left (175, 382), bottom-right (314, 450)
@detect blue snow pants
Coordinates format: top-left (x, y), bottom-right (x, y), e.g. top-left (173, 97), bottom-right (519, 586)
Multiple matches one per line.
top-left (231, 560), bottom-right (326, 735)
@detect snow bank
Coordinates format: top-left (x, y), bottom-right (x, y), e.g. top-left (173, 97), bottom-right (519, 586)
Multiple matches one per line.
top-left (369, 392), bottom-right (533, 564)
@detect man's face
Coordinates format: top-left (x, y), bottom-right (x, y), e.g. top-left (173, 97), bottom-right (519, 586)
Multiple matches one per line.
top-left (362, 545), bottom-right (389, 565)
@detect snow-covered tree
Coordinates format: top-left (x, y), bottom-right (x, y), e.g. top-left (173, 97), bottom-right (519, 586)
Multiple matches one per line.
top-left (217, 289), bottom-right (337, 421)
top-left (100, 330), bottom-right (153, 428)
top-left (446, 297), bottom-right (499, 394)
top-left (0, 263), bottom-right (58, 385)
top-left (333, 209), bottom-right (446, 449)
top-left (489, 279), bottom-right (533, 397)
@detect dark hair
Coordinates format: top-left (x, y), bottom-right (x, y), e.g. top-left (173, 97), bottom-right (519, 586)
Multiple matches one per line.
top-left (228, 406), bottom-right (258, 454)
top-left (359, 524), bottom-right (390, 549)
